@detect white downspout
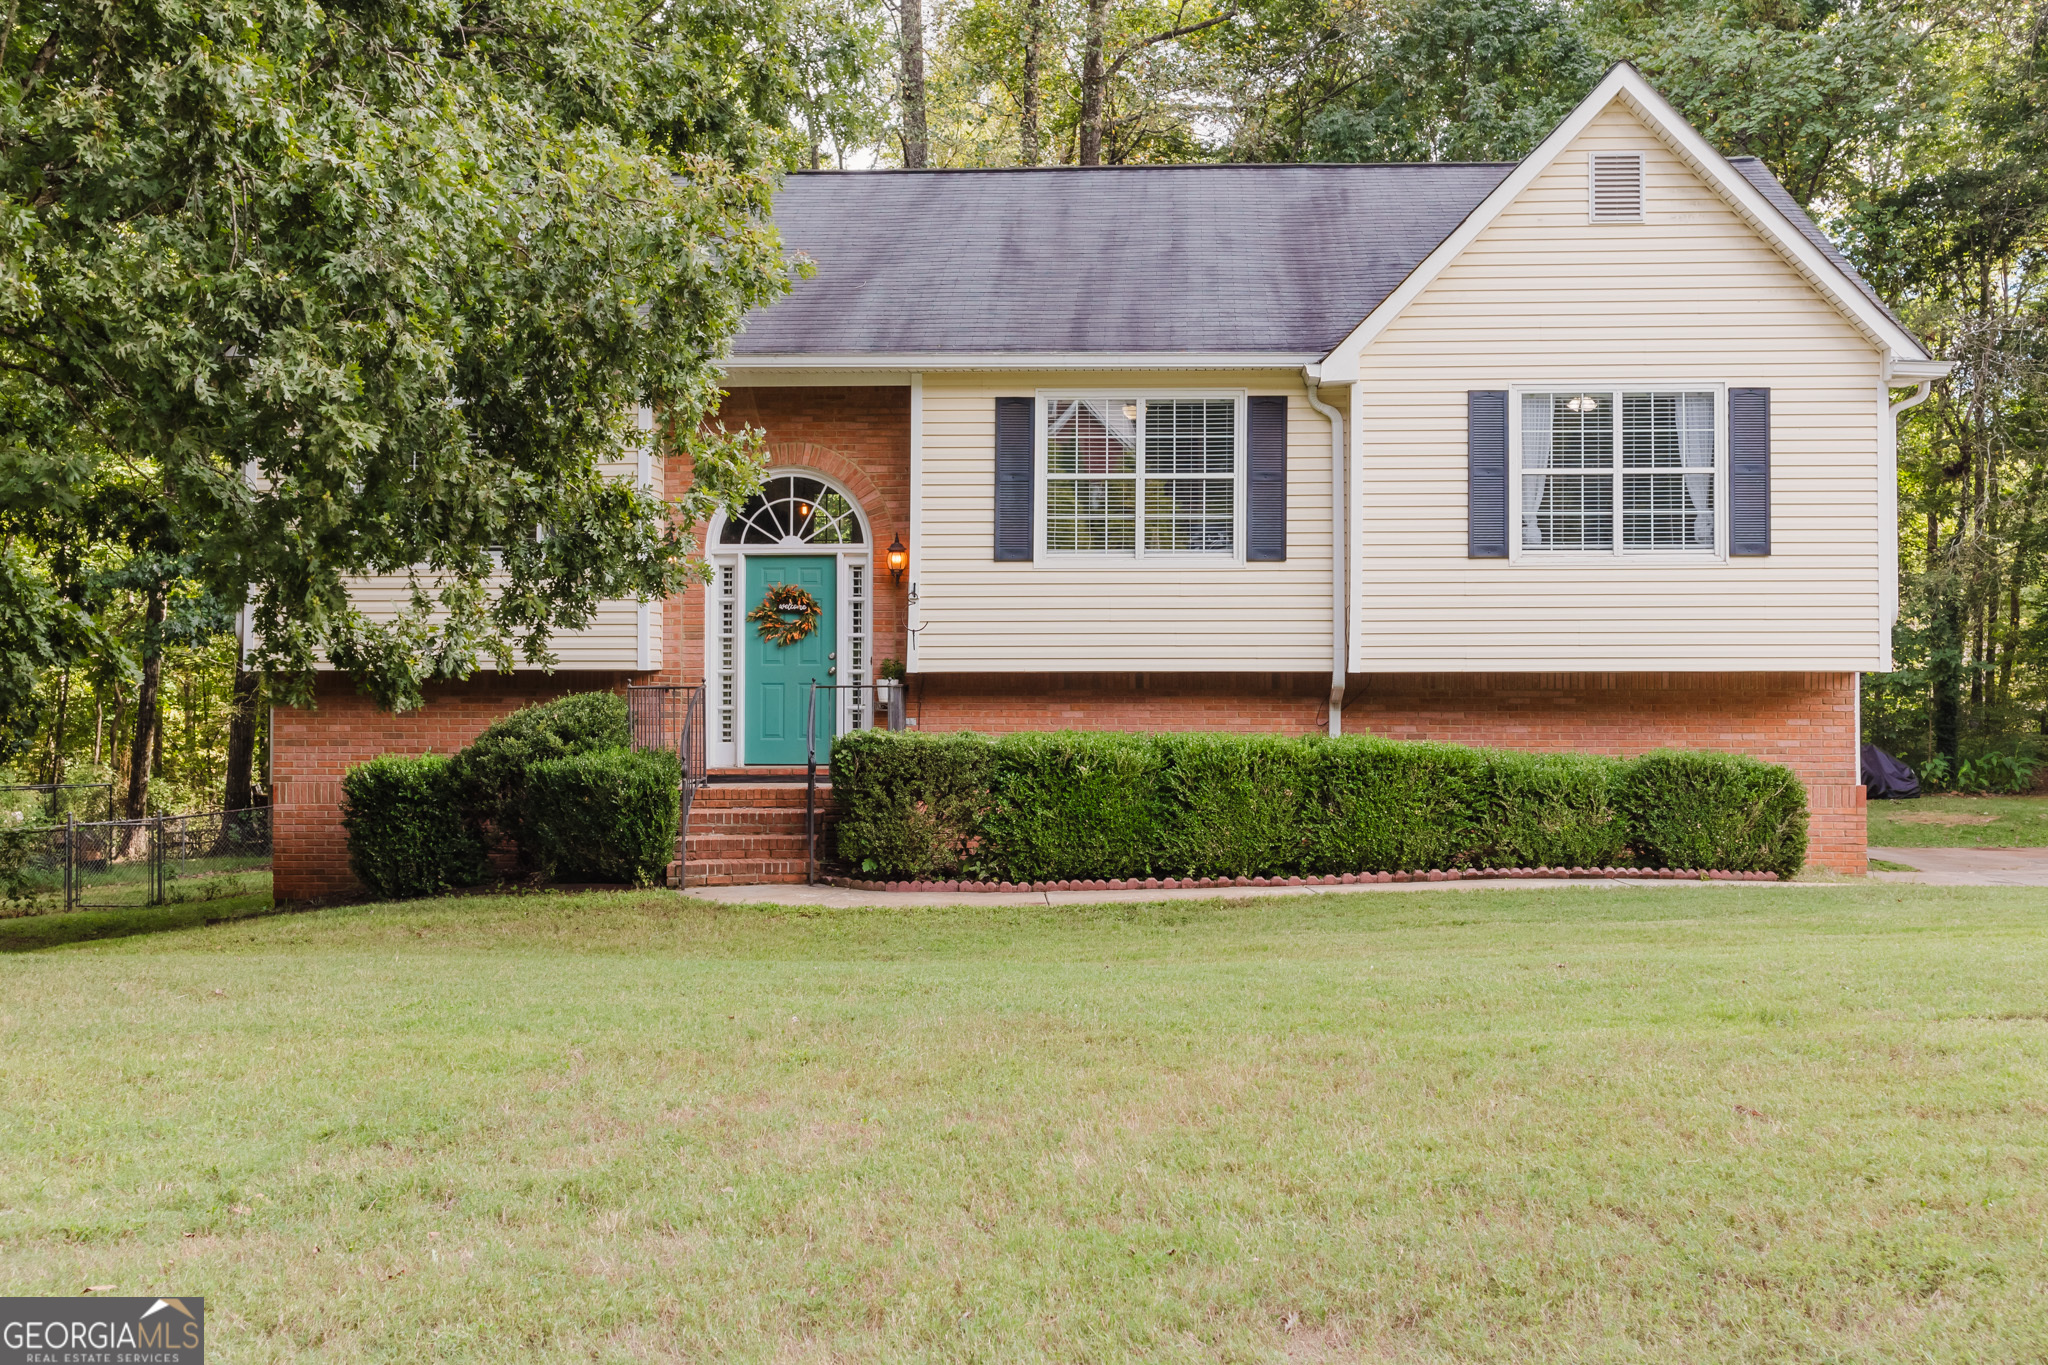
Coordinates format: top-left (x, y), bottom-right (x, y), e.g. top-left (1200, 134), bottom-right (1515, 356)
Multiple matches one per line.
top-left (1883, 379), bottom-right (1931, 638)
top-left (1303, 371), bottom-right (1346, 737)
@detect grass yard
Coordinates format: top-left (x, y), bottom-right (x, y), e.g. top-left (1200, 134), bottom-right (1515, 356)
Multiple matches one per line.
top-left (3, 886), bottom-right (2046, 1362)
top-left (1868, 792), bottom-right (2048, 847)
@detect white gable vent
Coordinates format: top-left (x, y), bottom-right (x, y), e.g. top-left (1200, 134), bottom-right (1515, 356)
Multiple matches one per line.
top-left (1588, 152), bottom-right (1645, 222)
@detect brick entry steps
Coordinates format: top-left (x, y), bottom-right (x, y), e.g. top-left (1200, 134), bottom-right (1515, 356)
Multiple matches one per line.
top-left (672, 781), bottom-right (835, 886)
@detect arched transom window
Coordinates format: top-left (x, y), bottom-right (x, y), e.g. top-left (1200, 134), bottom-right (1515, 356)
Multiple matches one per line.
top-left (718, 474), bottom-right (865, 546)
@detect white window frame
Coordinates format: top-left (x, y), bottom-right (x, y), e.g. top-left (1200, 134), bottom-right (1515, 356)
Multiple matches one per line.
top-left (1033, 388), bottom-right (1248, 565)
top-left (1507, 381), bottom-right (1729, 564)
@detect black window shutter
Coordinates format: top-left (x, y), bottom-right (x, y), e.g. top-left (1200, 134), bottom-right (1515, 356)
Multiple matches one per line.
top-left (1467, 390), bottom-right (1509, 558)
top-left (993, 397), bottom-right (1033, 561)
top-left (1247, 395), bottom-right (1288, 561)
top-left (1729, 387), bottom-right (1771, 556)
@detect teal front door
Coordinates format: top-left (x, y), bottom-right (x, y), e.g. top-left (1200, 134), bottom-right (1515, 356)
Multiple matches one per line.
top-left (744, 556), bottom-right (838, 765)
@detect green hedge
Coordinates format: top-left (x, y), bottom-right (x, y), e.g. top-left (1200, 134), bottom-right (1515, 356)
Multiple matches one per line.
top-left (341, 754), bottom-right (490, 899)
top-left (832, 730), bottom-right (1808, 880)
top-left (1618, 749), bottom-right (1809, 874)
top-left (521, 747), bottom-right (681, 887)
top-left (446, 691), bottom-right (631, 861)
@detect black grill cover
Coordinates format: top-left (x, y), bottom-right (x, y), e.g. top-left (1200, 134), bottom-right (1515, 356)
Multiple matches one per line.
top-left (1861, 743), bottom-right (1920, 800)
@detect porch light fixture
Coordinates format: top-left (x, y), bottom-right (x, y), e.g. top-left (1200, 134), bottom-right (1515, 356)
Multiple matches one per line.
top-left (886, 533), bottom-right (908, 585)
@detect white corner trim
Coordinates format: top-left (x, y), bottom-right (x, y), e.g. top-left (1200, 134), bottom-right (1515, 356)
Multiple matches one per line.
top-left (906, 371), bottom-right (924, 674)
top-left (637, 600), bottom-right (652, 671)
top-left (1317, 64), bottom-right (1931, 381)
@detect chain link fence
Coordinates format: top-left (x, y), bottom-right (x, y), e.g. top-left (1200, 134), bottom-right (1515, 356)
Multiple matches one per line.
top-left (5, 809), bottom-right (271, 914)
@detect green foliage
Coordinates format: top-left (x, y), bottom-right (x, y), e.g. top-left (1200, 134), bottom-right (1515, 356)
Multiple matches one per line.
top-left (522, 749), bottom-right (681, 887)
top-left (1300, 0), bottom-right (1602, 163)
top-left (1473, 750), bottom-right (1632, 870)
top-left (1955, 751), bottom-right (2040, 795)
top-left (1, 0), bottom-right (789, 714)
top-left (341, 756), bottom-right (490, 900)
top-left (829, 729), bottom-right (997, 880)
top-left (837, 731), bottom-right (1795, 880)
top-left (447, 693), bottom-right (633, 858)
top-left (1616, 750), bottom-right (1809, 877)
top-left (0, 788), bottom-right (48, 901)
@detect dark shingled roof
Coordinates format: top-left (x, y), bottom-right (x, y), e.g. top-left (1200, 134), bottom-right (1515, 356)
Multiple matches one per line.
top-left (731, 158), bottom-right (1910, 359)
top-left (731, 163), bottom-right (1514, 357)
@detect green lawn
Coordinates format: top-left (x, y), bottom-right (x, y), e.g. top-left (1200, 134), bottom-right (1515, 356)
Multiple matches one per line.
top-left (1868, 792), bottom-right (2048, 847)
top-left (4, 886), bottom-right (2046, 1362)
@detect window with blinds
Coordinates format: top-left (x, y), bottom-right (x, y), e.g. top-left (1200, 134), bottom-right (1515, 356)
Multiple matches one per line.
top-left (1043, 396), bottom-right (1240, 556)
top-left (1519, 390), bottom-right (1718, 553)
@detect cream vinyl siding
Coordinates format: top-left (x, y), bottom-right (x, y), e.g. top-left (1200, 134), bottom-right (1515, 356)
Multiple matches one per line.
top-left (1351, 101), bottom-right (1886, 672)
top-left (918, 370), bottom-right (1335, 671)
top-left (322, 450), bottom-right (658, 672)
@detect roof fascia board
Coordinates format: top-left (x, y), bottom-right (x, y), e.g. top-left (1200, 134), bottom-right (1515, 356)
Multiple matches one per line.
top-left (1317, 64), bottom-right (1928, 381)
top-left (721, 352), bottom-right (1321, 373)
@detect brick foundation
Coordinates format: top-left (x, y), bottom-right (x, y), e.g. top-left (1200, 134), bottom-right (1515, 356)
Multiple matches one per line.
top-left (909, 672), bottom-right (1332, 735)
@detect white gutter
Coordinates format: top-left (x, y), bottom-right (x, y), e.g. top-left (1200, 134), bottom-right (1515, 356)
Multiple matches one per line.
top-left (1302, 369), bottom-right (1347, 737)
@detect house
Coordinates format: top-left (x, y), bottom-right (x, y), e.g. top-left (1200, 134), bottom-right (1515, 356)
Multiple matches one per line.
top-left (270, 65), bottom-right (1948, 897)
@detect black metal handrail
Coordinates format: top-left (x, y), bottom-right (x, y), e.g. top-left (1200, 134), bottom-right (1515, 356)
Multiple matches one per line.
top-left (627, 683), bottom-right (708, 887)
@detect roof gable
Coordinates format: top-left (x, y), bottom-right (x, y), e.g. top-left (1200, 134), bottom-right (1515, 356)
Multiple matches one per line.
top-left (1315, 64), bottom-right (1932, 381)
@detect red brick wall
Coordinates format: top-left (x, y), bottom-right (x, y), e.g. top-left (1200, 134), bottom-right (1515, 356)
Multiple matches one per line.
top-left (272, 672), bottom-right (632, 902)
top-left (911, 672), bottom-right (1331, 734)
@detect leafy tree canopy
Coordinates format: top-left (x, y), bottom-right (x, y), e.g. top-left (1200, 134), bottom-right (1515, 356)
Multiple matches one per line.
top-left (0, 0), bottom-right (797, 714)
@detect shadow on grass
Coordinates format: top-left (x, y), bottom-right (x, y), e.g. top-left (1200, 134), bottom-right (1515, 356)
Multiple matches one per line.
top-left (0, 893), bottom-right (287, 953)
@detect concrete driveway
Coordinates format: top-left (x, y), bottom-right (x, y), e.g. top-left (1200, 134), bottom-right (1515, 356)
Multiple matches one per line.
top-left (1869, 846), bottom-right (2048, 887)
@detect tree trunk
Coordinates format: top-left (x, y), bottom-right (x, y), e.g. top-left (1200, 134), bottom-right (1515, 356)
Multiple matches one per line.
top-left (224, 649), bottom-right (259, 813)
top-left (46, 666), bottom-right (68, 785)
top-left (899, 0), bottom-right (928, 168)
top-left (124, 584), bottom-right (165, 823)
top-left (1020, 0), bottom-right (1043, 165)
top-left (1079, 0), bottom-right (1108, 165)
top-left (1931, 589), bottom-right (1963, 765)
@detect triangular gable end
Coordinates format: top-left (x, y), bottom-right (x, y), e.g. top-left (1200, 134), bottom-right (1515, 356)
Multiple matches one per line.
top-left (1315, 64), bottom-right (1933, 383)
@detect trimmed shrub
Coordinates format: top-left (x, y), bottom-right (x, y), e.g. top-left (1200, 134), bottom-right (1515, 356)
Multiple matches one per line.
top-left (342, 754), bottom-right (490, 899)
top-left (1617, 749), bottom-right (1808, 876)
top-left (984, 731), bottom-right (1171, 881)
top-left (1475, 751), bottom-right (1630, 870)
top-left (1307, 736), bottom-right (1492, 873)
top-left (521, 747), bottom-right (681, 886)
top-left (833, 730), bottom-right (1810, 881)
top-left (1156, 733), bottom-right (1319, 877)
top-left (446, 691), bottom-right (631, 859)
top-left (830, 729), bottom-right (997, 880)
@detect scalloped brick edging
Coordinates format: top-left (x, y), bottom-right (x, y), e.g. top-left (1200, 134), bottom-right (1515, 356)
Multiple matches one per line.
top-left (826, 867), bottom-right (1781, 894)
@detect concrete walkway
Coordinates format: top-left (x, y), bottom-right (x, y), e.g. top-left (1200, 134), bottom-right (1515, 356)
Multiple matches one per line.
top-left (1868, 846), bottom-right (2048, 887)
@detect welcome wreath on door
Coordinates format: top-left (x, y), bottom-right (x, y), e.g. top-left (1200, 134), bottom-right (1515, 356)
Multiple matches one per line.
top-left (748, 584), bottom-right (822, 647)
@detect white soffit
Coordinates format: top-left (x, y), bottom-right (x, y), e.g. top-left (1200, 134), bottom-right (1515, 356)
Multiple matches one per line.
top-left (1317, 64), bottom-right (1932, 380)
